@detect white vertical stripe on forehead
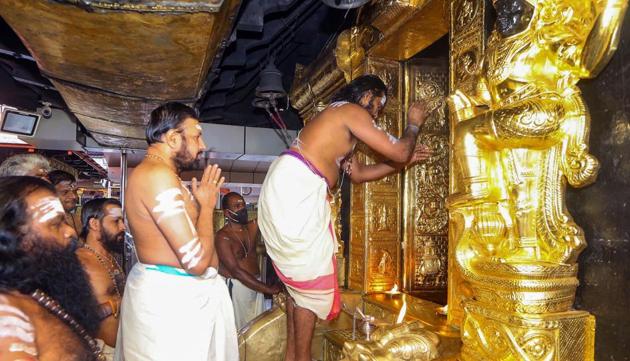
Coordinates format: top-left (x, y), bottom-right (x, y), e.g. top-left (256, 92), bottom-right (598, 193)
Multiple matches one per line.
top-left (195, 124), bottom-right (202, 131)
top-left (381, 95), bottom-right (387, 106)
top-left (152, 188), bottom-right (186, 223)
top-left (30, 196), bottom-right (65, 223)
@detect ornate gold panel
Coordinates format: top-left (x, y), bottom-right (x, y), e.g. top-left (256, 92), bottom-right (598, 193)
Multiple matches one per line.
top-left (349, 57), bottom-right (403, 293)
top-left (449, 0), bottom-right (487, 95)
top-left (402, 60), bottom-right (449, 297)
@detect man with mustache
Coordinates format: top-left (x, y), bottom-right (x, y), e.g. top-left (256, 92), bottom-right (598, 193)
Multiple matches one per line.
top-left (77, 198), bottom-right (126, 359)
top-left (0, 176), bottom-right (103, 360)
top-left (258, 74), bottom-right (432, 361)
top-left (48, 170), bottom-right (82, 236)
top-left (116, 102), bottom-right (237, 361)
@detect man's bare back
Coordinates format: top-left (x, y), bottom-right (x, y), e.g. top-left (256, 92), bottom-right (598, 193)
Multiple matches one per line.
top-left (293, 98), bottom-right (430, 188)
top-left (0, 292), bottom-right (91, 361)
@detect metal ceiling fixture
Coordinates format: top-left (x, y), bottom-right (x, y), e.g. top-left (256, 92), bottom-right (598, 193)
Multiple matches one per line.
top-left (321, 0), bottom-right (370, 9)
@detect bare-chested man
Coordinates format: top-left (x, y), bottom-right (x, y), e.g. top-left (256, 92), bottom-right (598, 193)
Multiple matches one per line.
top-left (216, 192), bottom-right (281, 330)
top-left (76, 198), bottom-right (126, 359)
top-left (116, 102), bottom-right (238, 361)
top-left (258, 74), bottom-right (431, 361)
top-left (0, 176), bottom-right (103, 361)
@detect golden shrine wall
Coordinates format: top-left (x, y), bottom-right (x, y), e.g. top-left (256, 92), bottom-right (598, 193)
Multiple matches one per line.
top-left (402, 59), bottom-right (449, 298)
top-left (349, 57), bottom-right (403, 292)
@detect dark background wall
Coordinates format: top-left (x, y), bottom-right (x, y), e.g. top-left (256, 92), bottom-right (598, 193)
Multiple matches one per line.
top-left (572, 10), bottom-right (630, 361)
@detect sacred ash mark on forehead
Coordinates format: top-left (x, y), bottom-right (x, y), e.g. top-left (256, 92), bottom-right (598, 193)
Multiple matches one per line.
top-left (30, 196), bottom-right (65, 223)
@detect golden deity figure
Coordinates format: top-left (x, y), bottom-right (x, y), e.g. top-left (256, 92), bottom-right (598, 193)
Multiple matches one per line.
top-left (448, 0), bottom-right (627, 359)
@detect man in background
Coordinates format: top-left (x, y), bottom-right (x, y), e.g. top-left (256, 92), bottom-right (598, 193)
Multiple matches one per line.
top-left (0, 153), bottom-right (50, 179)
top-left (48, 170), bottom-right (81, 235)
top-left (216, 192), bottom-right (281, 330)
top-left (77, 198), bottom-right (126, 360)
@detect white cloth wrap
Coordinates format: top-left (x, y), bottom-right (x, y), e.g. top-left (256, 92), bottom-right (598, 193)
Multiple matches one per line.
top-left (114, 262), bottom-right (238, 361)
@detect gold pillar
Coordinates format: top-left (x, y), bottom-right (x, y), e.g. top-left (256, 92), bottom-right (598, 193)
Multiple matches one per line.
top-left (349, 57), bottom-right (403, 293)
top-left (448, 0), bottom-right (627, 359)
top-left (447, 0), bottom-right (490, 327)
top-left (402, 59), bottom-right (449, 300)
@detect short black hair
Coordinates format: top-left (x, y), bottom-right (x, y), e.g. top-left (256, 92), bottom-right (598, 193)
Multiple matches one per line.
top-left (80, 198), bottom-right (122, 239)
top-left (47, 170), bottom-right (76, 185)
top-left (146, 102), bottom-right (199, 145)
top-left (221, 192), bottom-right (243, 210)
top-left (331, 75), bottom-right (387, 104)
top-left (0, 176), bottom-right (56, 292)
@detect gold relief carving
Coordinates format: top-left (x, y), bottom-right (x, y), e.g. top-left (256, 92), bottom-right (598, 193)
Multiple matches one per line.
top-left (367, 200), bottom-right (399, 238)
top-left (341, 321), bottom-right (440, 361)
top-left (412, 236), bottom-right (447, 289)
top-left (367, 242), bottom-right (399, 291)
top-left (454, 0), bottom-right (477, 33)
top-left (450, 0), bottom-right (486, 94)
top-left (403, 61), bottom-right (449, 294)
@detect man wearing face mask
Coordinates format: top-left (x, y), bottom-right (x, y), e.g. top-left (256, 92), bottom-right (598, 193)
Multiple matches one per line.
top-left (216, 192), bottom-right (281, 330)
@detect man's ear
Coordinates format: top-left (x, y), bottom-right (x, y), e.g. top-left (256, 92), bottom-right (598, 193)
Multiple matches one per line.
top-left (88, 217), bottom-right (100, 232)
top-left (163, 129), bottom-right (181, 149)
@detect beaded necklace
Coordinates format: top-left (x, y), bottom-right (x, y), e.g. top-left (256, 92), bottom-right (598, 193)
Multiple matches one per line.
top-left (82, 243), bottom-right (125, 299)
top-left (30, 289), bottom-right (105, 361)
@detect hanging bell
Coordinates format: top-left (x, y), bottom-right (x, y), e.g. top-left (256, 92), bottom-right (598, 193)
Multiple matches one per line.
top-left (321, 0), bottom-right (370, 9)
top-left (256, 57), bottom-right (286, 100)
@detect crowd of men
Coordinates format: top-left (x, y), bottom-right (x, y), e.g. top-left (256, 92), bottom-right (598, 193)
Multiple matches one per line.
top-left (0, 75), bottom-right (430, 361)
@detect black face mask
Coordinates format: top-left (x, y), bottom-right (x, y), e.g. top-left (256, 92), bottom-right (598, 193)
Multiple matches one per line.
top-left (227, 208), bottom-right (248, 225)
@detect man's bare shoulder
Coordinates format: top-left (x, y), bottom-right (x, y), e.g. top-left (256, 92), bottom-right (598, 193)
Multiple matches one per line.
top-left (75, 247), bottom-right (103, 270)
top-left (128, 161), bottom-right (179, 191)
top-left (215, 227), bottom-right (232, 242)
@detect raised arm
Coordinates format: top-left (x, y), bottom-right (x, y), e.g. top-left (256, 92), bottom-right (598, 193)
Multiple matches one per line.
top-left (143, 165), bottom-right (224, 276)
top-left (345, 101), bottom-right (428, 163)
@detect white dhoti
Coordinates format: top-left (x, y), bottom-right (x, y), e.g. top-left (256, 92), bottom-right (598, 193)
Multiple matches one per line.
top-left (114, 263), bottom-right (238, 361)
top-left (258, 151), bottom-right (341, 320)
top-left (227, 278), bottom-right (265, 330)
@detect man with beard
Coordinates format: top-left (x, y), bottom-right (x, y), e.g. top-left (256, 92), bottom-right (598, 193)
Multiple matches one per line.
top-left (258, 74), bottom-right (432, 361)
top-left (77, 198), bottom-right (126, 359)
top-left (0, 176), bottom-right (103, 360)
top-left (116, 102), bottom-right (237, 361)
top-left (216, 192), bottom-right (281, 330)
top-left (48, 170), bottom-right (82, 235)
